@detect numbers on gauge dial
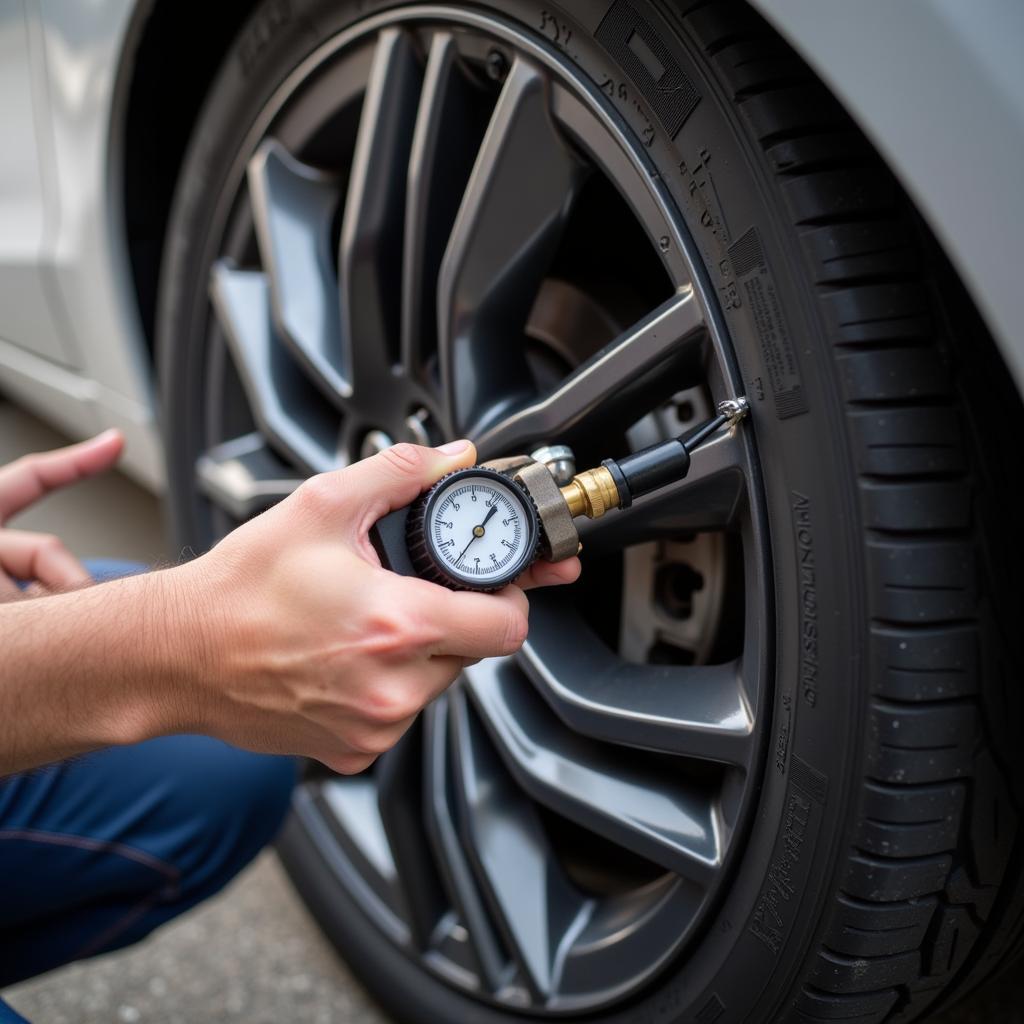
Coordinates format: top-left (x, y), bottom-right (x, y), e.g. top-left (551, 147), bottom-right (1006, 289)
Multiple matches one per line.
top-left (429, 479), bottom-right (530, 583)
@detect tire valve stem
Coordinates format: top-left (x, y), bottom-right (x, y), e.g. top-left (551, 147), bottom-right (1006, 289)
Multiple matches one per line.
top-left (560, 397), bottom-right (749, 519)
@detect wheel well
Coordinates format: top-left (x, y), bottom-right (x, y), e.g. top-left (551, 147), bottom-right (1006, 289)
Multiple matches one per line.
top-left (119, 0), bottom-right (258, 349)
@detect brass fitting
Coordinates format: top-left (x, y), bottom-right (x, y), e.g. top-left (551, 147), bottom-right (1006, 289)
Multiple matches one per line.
top-left (560, 466), bottom-right (620, 519)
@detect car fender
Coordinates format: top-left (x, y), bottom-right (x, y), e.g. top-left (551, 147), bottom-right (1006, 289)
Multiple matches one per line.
top-left (749, 0), bottom-right (1024, 392)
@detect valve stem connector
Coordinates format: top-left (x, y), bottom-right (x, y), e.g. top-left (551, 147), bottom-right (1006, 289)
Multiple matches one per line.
top-left (559, 465), bottom-right (620, 519)
top-left (559, 397), bottom-right (749, 521)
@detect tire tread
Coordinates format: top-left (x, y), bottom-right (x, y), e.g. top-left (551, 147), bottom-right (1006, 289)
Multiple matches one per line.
top-left (679, 3), bottom-right (1024, 1021)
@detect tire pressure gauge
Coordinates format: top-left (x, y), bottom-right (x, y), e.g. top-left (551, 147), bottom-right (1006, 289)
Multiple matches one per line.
top-left (407, 467), bottom-right (541, 591)
top-left (369, 398), bottom-right (749, 592)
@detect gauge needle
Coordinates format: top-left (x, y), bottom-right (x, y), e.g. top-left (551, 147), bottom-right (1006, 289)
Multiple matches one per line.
top-left (456, 505), bottom-right (498, 564)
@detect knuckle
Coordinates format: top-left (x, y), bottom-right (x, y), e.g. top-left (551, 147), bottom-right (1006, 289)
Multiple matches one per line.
top-left (366, 601), bottom-right (430, 653)
top-left (14, 454), bottom-right (38, 476)
top-left (363, 607), bottom-right (404, 647)
top-left (293, 474), bottom-right (337, 515)
top-left (37, 533), bottom-right (63, 553)
top-left (499, 610), bottom-right (529, 654)
top-left (364, 682), bottom-right (420, 725)
top-left (379, 443), bottom-right (424, 476)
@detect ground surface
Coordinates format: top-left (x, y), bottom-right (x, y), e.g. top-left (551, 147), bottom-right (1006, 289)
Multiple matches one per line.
top-left (7, 854), bottom-right (387, 1024)
top-left (0, 399), bottom-right (1020, 1023)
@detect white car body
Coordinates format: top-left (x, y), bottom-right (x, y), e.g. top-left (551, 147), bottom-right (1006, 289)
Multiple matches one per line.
top-left (1, 0), bottom-right (1022, 491)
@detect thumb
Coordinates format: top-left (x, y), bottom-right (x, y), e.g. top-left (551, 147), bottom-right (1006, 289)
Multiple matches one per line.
top-left (339, 440), bottom-right (477, 526)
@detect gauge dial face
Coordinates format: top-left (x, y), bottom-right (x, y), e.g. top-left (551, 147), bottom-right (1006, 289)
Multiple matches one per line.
top-left (426, 474), bottom-right (535, 586)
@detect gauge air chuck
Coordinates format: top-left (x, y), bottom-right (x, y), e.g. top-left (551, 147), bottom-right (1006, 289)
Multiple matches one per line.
top-left (369, 398), bottom-right (749, 592)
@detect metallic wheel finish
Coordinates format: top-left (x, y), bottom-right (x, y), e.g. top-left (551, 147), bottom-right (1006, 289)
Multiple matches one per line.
top-left (192, 6), bottom-right (771, 1014)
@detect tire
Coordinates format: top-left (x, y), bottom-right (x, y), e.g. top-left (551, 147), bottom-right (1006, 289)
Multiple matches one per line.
top-left (157, 1), bottom-right (1024, 1022)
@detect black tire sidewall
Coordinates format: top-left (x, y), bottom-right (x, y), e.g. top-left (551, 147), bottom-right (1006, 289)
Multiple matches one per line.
top-left (158, 2), bottom-right (866, 1021)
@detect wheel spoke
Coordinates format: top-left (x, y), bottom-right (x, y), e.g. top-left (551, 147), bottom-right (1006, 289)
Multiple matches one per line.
top-left (581, 428), bottom-right (748, 548)
top-left (521, 592), bottom-right (752, 766)
top-left (438, 57), bottom-right (586, 436)
top-left (208, 262), bottom-right (339, 473)
top-left (196, 432), bottom-right (302, 520)
top-left (402, 33), bottom-right (489, 381)
top-left (474, 289), bottom-right (706, 458)
top-left (309, 779), bottom-right (410, 946)
top-left (449, 688), bottom-right (589, 1001)
top-left (464, 659), bottom-right (723, 884)
top-left (339, 28), bottom-right (423, 392)
top-left (422, 699), bottom-right (510, 992)
top-left (375, 724), bottom-right (448, 950)
top-left (248, 140), bottom-right (349, 403)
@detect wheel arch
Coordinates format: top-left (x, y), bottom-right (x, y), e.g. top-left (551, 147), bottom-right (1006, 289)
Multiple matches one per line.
top-left (747, 0), bottom-right (1024, 395)
top-left (113, 0), bottom-right (261, 351)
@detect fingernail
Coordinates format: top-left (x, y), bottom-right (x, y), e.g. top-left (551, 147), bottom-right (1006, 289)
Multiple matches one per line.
top-left (437, 439), bottom-right (471, 455)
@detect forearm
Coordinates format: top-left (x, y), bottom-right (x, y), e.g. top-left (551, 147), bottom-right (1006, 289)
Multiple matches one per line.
top-left (0, 568), bottom-right (201, 775)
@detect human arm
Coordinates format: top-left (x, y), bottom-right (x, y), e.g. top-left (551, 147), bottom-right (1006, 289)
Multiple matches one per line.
top-left (0, 440), bottom-right (580, 776)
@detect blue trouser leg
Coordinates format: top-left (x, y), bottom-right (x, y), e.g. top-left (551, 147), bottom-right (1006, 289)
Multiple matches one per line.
top-left (0, 735), bottom-right (297, 987)
top-left (0, 562), bottom-right (298, 993)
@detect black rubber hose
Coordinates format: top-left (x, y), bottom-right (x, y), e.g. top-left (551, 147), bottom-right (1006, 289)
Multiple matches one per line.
top-left (606, 411), bottom-right (729, 506)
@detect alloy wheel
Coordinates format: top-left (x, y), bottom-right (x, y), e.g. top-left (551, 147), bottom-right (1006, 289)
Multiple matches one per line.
top-left (190, 7), bottom-right (771, 1013)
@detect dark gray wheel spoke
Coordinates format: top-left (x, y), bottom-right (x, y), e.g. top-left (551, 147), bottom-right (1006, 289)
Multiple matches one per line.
top-left (196, 432), bottom-right (302, 520)
top-left (422, 699), bottom-right (510, 992)
top-left (208, 262), bottom-right (338, 473)
top-left (474, 289), bottom-right (706, 458)
top-left (438, 58), bottom-right (585, 436)
top-left (521, 593), bottom-right (752, 766)
top-left (376, 725), bottom-right (449, 951)
top-left (464, 660), bottom-right (723, 884)
top-left (304, 779), bottom-right (410, 946)
top-left (558, 878), bottom-right (700, 1003)
top-left (339, 28), bottom-right (423, 391)
top-left (248, 140), bottom-right (348, 403)
top-left (402, 33), bottom-right (488, 381)
top-left (449, 689), bottom-right (589, 1001)
top-left (582, 428), bottom-right (748, 549)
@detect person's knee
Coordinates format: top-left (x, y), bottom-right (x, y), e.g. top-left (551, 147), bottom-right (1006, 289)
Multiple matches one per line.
top-left (149, 737), bottom-right (297, 899)
top-left (216, 743), bottom-right (297, 841)
top-left (200, 741), bottom-right (297, 853)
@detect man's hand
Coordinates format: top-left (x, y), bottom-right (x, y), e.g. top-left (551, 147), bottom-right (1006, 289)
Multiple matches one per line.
top-left (0, 439), bottom-right (579, 777)
top-left (0, 429), bottom-right (124, 598)
top-left (170, 440), bottom-right (581, 774)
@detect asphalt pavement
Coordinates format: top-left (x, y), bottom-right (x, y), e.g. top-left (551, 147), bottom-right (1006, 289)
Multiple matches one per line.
top-left (0, 399), bottom-right (1020, 1023)
top-left (6, 854), bottom-right (389, 1024)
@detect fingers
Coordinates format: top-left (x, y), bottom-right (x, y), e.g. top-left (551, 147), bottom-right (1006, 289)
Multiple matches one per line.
top-left (316, 656), bottom-right (466, 775)
top-left (420, 654), bottom-right (468, 701)
top-left (0, 530), bottom-right (91, 589)
top-left (516, 555), bottom-right (581, 591)
top-left (424, 582), bottom-right (530, 660)
top-left (347, 439), bottom-right (476, 520)
top-left (294, 441), bottom-right (477, 534)
top-left (0, 429), bottom-right (124, 523)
